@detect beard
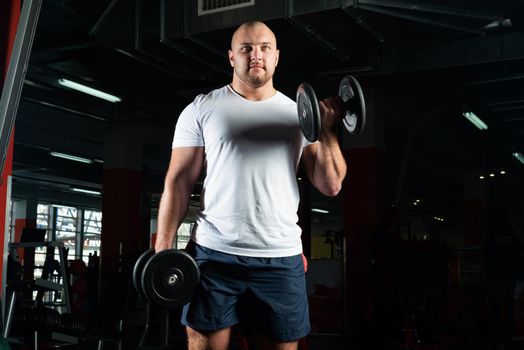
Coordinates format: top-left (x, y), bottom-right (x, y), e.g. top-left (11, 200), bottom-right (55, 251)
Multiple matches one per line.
top-left (236, 66), bottom-right (272, 88)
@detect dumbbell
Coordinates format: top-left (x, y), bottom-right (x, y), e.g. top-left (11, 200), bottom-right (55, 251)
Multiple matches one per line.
top-left (133, 248), bottom-right (200, 308)
top-left (296, 75), bottom-right (367, 142)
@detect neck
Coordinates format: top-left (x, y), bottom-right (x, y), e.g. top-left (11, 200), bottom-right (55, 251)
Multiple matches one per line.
top-left (230, 78), bottom-right (276, 101)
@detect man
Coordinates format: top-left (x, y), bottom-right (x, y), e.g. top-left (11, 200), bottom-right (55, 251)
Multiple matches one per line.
top-left (155, 21), bottom-right (347, 350)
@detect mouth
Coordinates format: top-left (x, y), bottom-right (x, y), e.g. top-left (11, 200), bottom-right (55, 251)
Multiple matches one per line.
top-left (249, 64), bottom-right (264, 70)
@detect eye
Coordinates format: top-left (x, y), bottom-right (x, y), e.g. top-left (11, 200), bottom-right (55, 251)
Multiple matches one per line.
top-left (241, 46), bottom-right (252, 53)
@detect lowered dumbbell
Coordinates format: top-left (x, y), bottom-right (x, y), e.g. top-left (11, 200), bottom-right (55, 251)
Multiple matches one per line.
top-left (297, 75), bottom-right (366, 142)
top-left (133, 248), bottom-right (200, 308)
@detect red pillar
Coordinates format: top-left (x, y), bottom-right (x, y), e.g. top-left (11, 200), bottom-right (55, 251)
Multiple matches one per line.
top-left (99, 128), bottom-right (150, 311)
top-left (101, 169), bottom-right (148, 263)
top-left (340, 83), bottom-right (387, 332)
top-left (342, 147), bottom-right (384, 327)
top-left (1, 0), bottom-right (21, 295)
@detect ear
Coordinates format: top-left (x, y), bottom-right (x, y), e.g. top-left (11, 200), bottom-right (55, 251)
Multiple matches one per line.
top-left (228, 50), bottom-right (234, 67)
top-left (275, 49), bottom-right (280, 67)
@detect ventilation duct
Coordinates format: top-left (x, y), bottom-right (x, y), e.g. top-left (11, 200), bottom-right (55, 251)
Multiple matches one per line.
top-left (198, 0), bottom-right (255, 16)
top-left (161, 0), bottom-right (347, 39)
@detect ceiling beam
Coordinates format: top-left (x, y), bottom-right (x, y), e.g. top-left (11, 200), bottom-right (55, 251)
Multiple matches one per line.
top-left (354, 4), bottom-right (486, 35)
top-left (383, 30), bottom-right (524, 74)
top-left (355, 0), bottom-right (503, 21)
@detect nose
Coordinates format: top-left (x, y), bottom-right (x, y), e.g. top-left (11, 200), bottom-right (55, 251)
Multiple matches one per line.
top-left (250, 47), bottom-right (261, 61)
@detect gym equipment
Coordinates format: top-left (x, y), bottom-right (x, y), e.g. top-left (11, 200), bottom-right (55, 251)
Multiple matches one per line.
top-left (134, 249), bottom-right (200, 308)
top-left (339, 75), bottom-right (366, 135)
top-left (132, 248), bottom-right (155, 298)
top-left (296, 75), bottom-right (366, 142)
top-left (296, 83), bottom-right (321, 142)
top-left (12, 306), bottom-right (87, 336)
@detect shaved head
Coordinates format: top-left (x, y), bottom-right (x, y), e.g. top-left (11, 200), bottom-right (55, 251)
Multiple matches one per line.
top-left (230, 21), bottom-right (277, 50)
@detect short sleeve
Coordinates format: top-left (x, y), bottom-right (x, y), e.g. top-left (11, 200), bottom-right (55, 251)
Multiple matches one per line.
top-left (172, 100), bottom-right (205, 148)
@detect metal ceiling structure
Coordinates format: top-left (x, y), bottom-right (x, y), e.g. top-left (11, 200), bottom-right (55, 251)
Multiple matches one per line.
top-left (4, 0), bottom-right (524, 224)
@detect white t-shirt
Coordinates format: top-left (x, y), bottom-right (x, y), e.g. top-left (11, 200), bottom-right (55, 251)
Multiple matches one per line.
top-left (172, 85), bottom-right (310, 257)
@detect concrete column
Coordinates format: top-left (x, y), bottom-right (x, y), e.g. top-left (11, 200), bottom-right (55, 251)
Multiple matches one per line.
top-left (12, 199), bottom-right (37, 263)
top-left (13, 199), bottom-right (38, 239)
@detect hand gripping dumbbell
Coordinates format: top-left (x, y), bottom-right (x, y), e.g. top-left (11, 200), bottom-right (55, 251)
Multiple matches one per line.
top-left (133, 248), bottom-right (200, 308)
top-left (296, 75), bottom-right (367, 142)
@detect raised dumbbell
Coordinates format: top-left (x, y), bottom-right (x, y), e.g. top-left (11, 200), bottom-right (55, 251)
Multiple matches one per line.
top-left (133, 248), bottom-right (200, 308)
top-left (296, 75), bottom-right (367, 142)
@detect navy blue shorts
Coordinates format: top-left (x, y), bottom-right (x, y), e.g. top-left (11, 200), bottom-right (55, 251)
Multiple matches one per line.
top-left (181, 242), bottom-right (311, 342)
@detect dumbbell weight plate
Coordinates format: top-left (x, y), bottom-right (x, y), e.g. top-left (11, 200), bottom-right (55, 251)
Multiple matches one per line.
top-left (338, 75), bottom-right (366, 134)
top-left (141, 249), bottom-right (200, 308)
top-left (297, 83), bottom-right (321, 142)
top-left (133, 248), bottom-right (155, 298)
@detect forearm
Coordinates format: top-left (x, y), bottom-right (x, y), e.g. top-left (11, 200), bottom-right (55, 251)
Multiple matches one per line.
top-left (155, 146), bottom-right (204, 251)
top-left (155, 181), bottom-right (192, 251)
top-left (312, 130), bottom-right (347, 196)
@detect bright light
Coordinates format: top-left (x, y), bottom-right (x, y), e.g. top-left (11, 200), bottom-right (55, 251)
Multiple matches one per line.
top-left (513, 152), bottom-right (524, 165)
top-left (311, 208), bottom-right (329, 214)
top-left (50, 151), bottom-right (93, 164)
top-left (462, 111), bottom-right (488, 130)
top-left (58, 78), bottom-right (121, 103)
top-left (489, 173), bottom-right (495, 177)
top-left (71, 188), bottom-right (101, 195)
top-left (500, 170), bottom-right (506, 175)
top-left (479, 175), bottom-right (485, 179)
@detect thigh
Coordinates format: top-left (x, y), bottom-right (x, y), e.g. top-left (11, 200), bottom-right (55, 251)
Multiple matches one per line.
top-left (187, 326), bottom-right (232, 350)
top-left (242, 254), bottom-right (310, 342)
top-left (182, 243), bottom-right (248, 331)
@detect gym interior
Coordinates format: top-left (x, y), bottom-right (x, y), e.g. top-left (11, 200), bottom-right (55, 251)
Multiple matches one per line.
top-left (1, 1), bottom-right (524, 349)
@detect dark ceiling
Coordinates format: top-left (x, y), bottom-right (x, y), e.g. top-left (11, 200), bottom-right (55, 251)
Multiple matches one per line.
top-left (6, 0), bottom-right (524, 225)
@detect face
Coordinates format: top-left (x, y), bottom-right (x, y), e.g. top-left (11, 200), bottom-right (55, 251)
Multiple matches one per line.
top-left (228, 23), bottom-right (280, 88)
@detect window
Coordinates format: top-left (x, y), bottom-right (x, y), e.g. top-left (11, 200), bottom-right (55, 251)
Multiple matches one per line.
top-left (37, 203), bottom-right (51, 230)
top-left (35, 203), bottom-right (102, 264)
top-left (34, 203), bottom-right (53, 274)
top-left (54, 206), bottom-right (78, 261)
top-left (82, 209), bottom-right (102, 264)
top-left (176, 223), bottom-right (193, 249)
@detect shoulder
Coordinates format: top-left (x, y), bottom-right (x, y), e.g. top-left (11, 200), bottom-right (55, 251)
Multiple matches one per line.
top-left (275, 91), bottom-right (296, 106)
top-left (180, 86), bottom-right (231, 125)
top-left (193, 85), bottom-right (230, 108)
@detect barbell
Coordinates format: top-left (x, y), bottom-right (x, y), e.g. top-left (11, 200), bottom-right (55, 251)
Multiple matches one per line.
top-left (297, 75), bottom-right (367, 142)
top-left (133, 248), bottom-right (200, 308)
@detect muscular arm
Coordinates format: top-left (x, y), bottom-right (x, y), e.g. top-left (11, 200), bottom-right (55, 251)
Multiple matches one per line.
top-left (155, 147), bottom-right (204, 252)
top-left (301, 97), bottom-right (347, 197)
